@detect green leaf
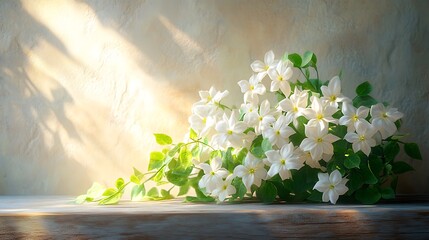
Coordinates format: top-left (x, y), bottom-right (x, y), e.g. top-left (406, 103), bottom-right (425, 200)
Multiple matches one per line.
top-left (131, 184), bottom-right (145, 200)
top-left (368, 154), bottom-right (383, 176)
top-left (168, 143), bottom-right (184, 157)
top-left (261, 138), bottom-right (272, 152)
top-left (154, 133), bottom-right (173, 145)
top-left (250, 135), bottom-right (265, 158)
top-left (231, 178), bottom-right (247, 200)
top-left (355, 81), bottom-right (372, 96)
top-left (185, 196), bottom-right (215, 203)
top-left (392, 161), bottom-right (414, 174)
top-left (301, 51), bottom-right (314, 67)
top-left (384, 141), bottom-right (400, 162)
top-left (352, 95), bottom-right (377, 108)
top-left (380, 187), bottom-right (395, 200)
top-left (288, 53), bottom-right (302, 68)
top-left (103, 188), bottom-right (117, 196)
top-left (178, 147), bottom-right (192, 168)
top-left (178, 184), bottom-right (190, 196)
top-left (147, 187), bottom-right (159, 198)
top-left (149, 151), bottom-right (165, 171)
top-left (222, 147), bottom-right (234, 172)
top-left (355, 187), bottom-right (381, 204)
top-left (115, 178), bottom-right (125, 190)
top-left (307, 190), bottom-right (322, 203)
top-left (166, 167), bottom-right (192, 186)
top-left (189, 128), bottom-right (198, 140)
top-left (404, 142), bottom-right (422, 160)
top-left (360, 158), bottom-right (378, 184)
top-left (99, 192), bottom-right (122, 205)
top-left (85, 182), bottom-right (106, 199)
top-left (130, 174), bottom-right (140, 184)
top-left (75, 195), bottom-right (88, 204)
top-left (236, 148), bottom-right (248, 164)
top-left (133, 167), bottom-right (144, 180)
top-left (256, 181), bottom-right (277, 203)
top-left (344, 153), bottom-right (361, 169)
top-left (160, 189), bottom-right (173, 200)
top-left (347, 170), bottom-right (364, 194)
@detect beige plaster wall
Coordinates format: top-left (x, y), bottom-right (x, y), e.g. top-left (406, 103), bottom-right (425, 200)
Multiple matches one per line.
top-left (0, 0), bottom-right (428, 195)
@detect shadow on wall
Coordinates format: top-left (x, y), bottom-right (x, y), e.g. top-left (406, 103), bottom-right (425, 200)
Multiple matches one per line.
top-left (0, 1), bottom-right (91, 194)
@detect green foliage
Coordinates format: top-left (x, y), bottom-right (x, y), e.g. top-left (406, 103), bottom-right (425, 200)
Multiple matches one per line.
top-left (256, 181), bottom-right (277, 203)
top-left (355, 186), bottom-right (381, 204)
top-left (154, 133), bottom-right (173, 145)
top-left (344, 153), bottom-right (360, 169)
top-left (355, 81), bottom-right (372, 96)
top-left (288, 53), bottom-right (302, 67)
top-left (148, 151), bottom-right (165, 170)
top-left (404, 142), bottom-right (422, 160)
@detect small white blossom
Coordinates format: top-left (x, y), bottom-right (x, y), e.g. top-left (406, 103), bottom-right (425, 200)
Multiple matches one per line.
top-left (265, 143), bottom-right (304, 180)
top-left (267, 60), bottom-right (294, 96)
top-left (195, 86), bottom-right (229, 107)
top-left (296, 148), bottom-right (325, 170)
top-left (238, 74), bottom-right (266, 104)
top-left (211, 174), bottom-right (236, 202)
top-left (370, 103), bottom-right (403, 139)
top-left (300, 124), bottom-right (340, 161)
top-left (320, 76), bottom-right (348, 108)
top-left (313, 170), bottom-right (349, 204)
top-left (344, 120), bottom-right (377, 156)
top-left (189, 105), bottom-right (216, 138)
top-left (245, 100), bottom-right (277, 134)
top-left (198, 157), bottom-right (229, 193)
top-left (212, 111), bottom-right (248, 149)
top-left (233, 153), bottom-right (267, 191)
top-left (262, 115), bottom-right (295, 148)
top-left (278, 89), bottom-right (309, 128)
top-left (303, 96), bottom-right (338, 131)
top-left (250, 50), bottom-right (279, 79)
top-left (339, 102), bottom-right (369, 132)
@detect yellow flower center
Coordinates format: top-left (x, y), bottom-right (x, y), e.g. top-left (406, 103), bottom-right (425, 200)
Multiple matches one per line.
top-left (317, 138), bottom-right (323, 143)
top-left (330, 95), bottom-right (337, 101)
top-left (250, 85), bottom-right (255, 90)
top-left (249, 168), bottom-right (255, 174)
top-left (329, 184), bottom-right (335, 190)
top-left (316, 114), bottom-right (324, 120)
top-left (264, 65), bottom-right (270, 71)
top-left (352, 115), bottom-right (359, 122)
top-left (202, 117), bottom-right (207, 124)
top-left (227, 130), bottom-right (233, 135)
top-left (280, 159), bottom-right (286, 165)
top-left (293, 106), bottom-right (298, 112)
top-left (276, 130), bottom-right (281, 135)
top-left (210, 171), bottom-right (215, 176)
top-left (277, 76), bottom-right (283, 81)
top-left (359, 135), bottom-right (366, 141)
top-left (382, 112), bottom-right (388, 118)
top-left (222, 185), bottom-right (228, 190)
top-left (207, 96), bottom-right (212, 102)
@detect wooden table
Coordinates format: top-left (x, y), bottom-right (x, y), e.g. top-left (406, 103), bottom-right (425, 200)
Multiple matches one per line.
top-left (1, 196), bottom-right (428, 239)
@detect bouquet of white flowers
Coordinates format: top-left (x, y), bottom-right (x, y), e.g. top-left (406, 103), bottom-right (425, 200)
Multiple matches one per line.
top-left (77, 50), bottom-right (422, 205)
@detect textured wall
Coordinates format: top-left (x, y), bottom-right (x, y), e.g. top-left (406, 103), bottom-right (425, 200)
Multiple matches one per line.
top-left (0, 0), bottom-right (428, 195)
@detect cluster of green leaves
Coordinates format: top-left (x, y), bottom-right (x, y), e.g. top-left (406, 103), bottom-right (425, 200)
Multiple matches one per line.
top-left (77, 51), bottom-right (422, 205)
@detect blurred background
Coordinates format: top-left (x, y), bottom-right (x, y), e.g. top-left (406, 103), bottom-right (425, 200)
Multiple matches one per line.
top-left (0, 0), bottom-right (427, 195)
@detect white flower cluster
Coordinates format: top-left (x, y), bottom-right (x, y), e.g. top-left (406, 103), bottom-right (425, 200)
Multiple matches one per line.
top-left (188, 50), bottom-right (404, 204)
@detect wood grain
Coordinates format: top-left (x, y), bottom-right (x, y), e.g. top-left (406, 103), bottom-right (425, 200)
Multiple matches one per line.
top-left (0, 196), bottom-right (428, 239)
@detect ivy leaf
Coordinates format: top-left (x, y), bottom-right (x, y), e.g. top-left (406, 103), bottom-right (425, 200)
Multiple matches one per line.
top-left (344, 153), bottom-right (361, 169)
top-left (130, 174), bottom-right (140, 185)
top-left (355, 81), bottom-right (372, 96)
top-left (178, 184), bottom-right (190, 196)
top-left (115, 178), bottom-right (125, 190)
top-left (261, 138), bottom-right (272, 152)
top-left (392, 161), bottom-right (414, 174)
top-left (154, 133), bottom-right (173, 145)
top-left (355, 187), bottom-right (381, 204)
top-left (250, 135), bottom-right (265, 158)
top-left (168, 143), bottom-right (184, 157)
top-left (352, 95), bottom-right (377, 108)
top-left (301, 51), bottom-right (315, 67)
top-left (147, 187), bottom-right (159, 198)
top-left (131, 184), bottom-right (146, 201)
top-left (384, 141), bottom-right (400, 162)
top-left (231, 178), bottom-right (247, 200)
top-left (256, 181), bottom-right (277, 203)
top-left (288, 53), bottom-right (302, 68)
top-left (404, 142), bottom-right (422, 160)
top-left (380, 187), bottom-right (395, 200)
top-left (149, 151), bottom-right (165, 171)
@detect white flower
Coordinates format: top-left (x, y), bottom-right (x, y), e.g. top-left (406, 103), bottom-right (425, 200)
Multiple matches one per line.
top-left (238, 74), bottom-right (266, 104)
top-left (303, 96), bottom-right (338, 131)
top-left (241, 103), bottom-right (259, 127)
top-left (265, 143), bottom-right (304, 180)
top-left (212, 111), bottom-right (248, 149)
top-left (250, 50), bottom-right (278, 79)
top-left (370, 103), bottom-right (403, 139)
top-left (262, 115), bottom-right (295, 148)
top-left (313, 170), bottom-right (349, 204)
top-left (321, 76), bottom-right (348, 108)
top-left (339, 102), bottom-right (369, 132)
top-left (191, 145), bottom-right (211, 166)
top-left (198, 157), bottom-right (229, 193)
top-left (195, 86), bottom-right (229, 106)
top-left (211, 175), bottom-right (236, 202)
top-left (233, 153), bottom-right (267, 191)
top-left (278, 89), bottom-right (308, 128)
top-left (344, 120), bottom-right (377, 156)
top-left (188, 105), bottom-right (216, 137)
top-left (267, 60), bottom-right (293, 96)
top-left (296, 148), bottom-right (325, 170)
top-left (300, 124), bottom-right (340, 161)
top-left (245, 100), bottom-right (277, 134)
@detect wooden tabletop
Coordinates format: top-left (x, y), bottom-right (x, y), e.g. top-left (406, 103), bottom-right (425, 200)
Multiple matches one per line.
top-left (1, 196), bottom-right (428, 239)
